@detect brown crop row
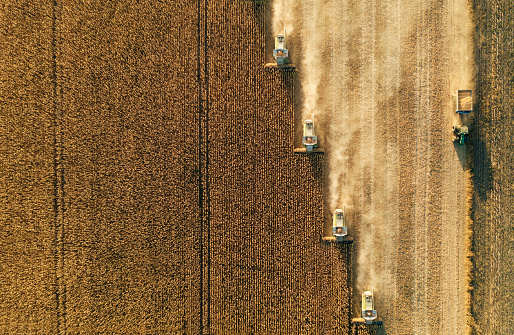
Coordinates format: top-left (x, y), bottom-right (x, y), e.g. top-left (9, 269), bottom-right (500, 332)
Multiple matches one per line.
top-left (0, 2), bottom-right (57, 333)
top-left (205, 2), bottom-right (352, 333)
top-left (470, 0), bottom-right (514, 334)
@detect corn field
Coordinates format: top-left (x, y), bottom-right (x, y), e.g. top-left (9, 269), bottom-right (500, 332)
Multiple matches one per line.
top-left (1, 0), bottom-right (513, 334)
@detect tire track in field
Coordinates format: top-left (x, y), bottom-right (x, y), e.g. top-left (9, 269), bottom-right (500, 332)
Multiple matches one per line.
top-left (427, 2), bottom-right (446, 333)
top-left (413, 2), bottom-right (430, 332)
top-left (355, 0), bottom-right (377, 295)
top-left (51, 0), bottom-right (66, 332)
top-left (376, 0), bottom-right (401, 330)
top-left (390, 0), bottom-right (422, 332)
top-left (442, 0), bottom-right (474, 332)
top-left (197, 0), bottom-right (210, 331)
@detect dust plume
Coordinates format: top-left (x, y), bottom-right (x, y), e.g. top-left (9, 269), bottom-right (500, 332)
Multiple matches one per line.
top-left (272, 0), bottom-right (295, 37)
top-left (299, 0), bottom-right (322, 120)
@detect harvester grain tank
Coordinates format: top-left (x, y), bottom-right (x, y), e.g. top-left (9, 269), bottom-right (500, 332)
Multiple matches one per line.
top-left (322, 207), bottom-right (353, 244)
top-left (352, 288), bottom-right (383, 326)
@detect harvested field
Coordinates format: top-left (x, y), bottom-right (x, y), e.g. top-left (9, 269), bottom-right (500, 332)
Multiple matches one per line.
top-left (1, 0), bottom-right (513, 334)
top-left (286, 0), bottom-right (474, 333)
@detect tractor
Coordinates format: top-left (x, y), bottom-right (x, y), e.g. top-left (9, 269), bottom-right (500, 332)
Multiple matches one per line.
top-left (452, 124), bottom-right (469, 145)
top-left (452, 90), bottom-right (472, 145)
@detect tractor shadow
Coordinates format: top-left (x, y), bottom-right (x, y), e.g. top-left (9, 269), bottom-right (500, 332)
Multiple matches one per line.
top-left (454, 104), bottom-right (493, 202)
top-left (470, 134), bottom-right (493, 202)
top-left (452, 141), bottom-right (469, 170)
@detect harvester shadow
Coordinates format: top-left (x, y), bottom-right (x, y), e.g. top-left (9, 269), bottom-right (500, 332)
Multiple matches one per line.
top-left (452, 112), bottom-right (473, 171)
top-left (351, 323), bottom-right (388, 335)
top-left (469, 122), bottom-right (493, 202)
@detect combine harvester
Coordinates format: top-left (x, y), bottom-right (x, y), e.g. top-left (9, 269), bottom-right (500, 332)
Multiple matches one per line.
top-left (322, 207), bottom-right (353, 244)
top-left (294, 119), bottom-right (324, 154)
top-left (452, 90), bottom-right (472, 145)
top-left (352, 288), bottom-right (383, 326)
top-left (265, 29), bottom-right (295, 71)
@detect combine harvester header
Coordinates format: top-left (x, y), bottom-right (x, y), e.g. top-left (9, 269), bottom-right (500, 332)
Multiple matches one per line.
top-left (352, 288), bottom-right (383, 326)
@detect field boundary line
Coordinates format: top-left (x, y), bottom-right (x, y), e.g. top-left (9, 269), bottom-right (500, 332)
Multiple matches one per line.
top-left (51, 0), bottom-right (66, 333)
top-left (197, 0), bottom-right (210, 332)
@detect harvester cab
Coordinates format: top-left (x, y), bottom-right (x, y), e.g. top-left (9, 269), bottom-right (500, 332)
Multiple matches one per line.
top-left (303, 119), bottom-right (318, 152)
top-left (352, 288), bottom-right (383, 326)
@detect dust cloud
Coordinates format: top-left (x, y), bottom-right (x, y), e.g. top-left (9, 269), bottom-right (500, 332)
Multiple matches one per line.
top-left (272, 0), bottom-right (295, 37)
top-left (271, 0), bottom-right (473, 332)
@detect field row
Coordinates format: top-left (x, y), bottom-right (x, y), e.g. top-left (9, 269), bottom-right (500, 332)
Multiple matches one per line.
top-left (471, 0), bottom-right (514, 333)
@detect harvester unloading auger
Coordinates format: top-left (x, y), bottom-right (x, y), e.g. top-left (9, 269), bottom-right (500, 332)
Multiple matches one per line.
top-left (352, 288), bottom-right (383, 326)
